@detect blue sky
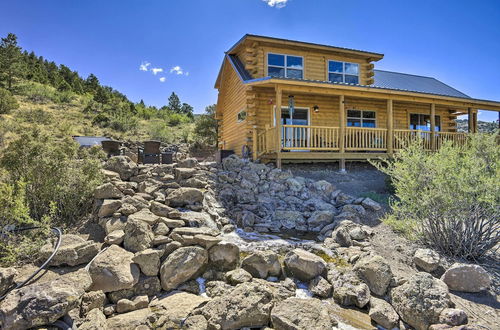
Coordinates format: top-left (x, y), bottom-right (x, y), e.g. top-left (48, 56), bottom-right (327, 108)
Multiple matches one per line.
top-left (1, 0), bottom-right (499, 121)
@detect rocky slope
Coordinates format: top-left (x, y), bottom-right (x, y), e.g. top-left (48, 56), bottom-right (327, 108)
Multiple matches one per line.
top-left (0, 155), bottom-right (496, 329)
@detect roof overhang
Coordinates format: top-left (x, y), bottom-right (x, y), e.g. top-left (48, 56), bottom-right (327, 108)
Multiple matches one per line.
top-left (245, 78), bottom-right (500, 112)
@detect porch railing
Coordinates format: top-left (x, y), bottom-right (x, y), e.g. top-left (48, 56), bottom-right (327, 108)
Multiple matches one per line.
top-left (345, 127), bottom-right (388, 151)
top-left (281, 125), bottom-right (340, 150)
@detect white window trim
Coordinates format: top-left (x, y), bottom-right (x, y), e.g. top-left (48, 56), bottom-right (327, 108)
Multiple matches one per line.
top-left (327, 60), bottom-right (360, 84)
top-left (347, 109), bottom-right (377, 128)
top-left (267, 52), bottom-right (304, 79)
top-left (237, 109), bottom-right (247, 123)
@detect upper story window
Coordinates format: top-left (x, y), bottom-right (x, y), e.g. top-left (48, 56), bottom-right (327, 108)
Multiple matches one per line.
top-left (237, 109), bottom-right (247, 123)
top-left (347, 110), bottom-right (376, 128)
top-left (267, 53), bottom-right (303, 79)
top-left (328, 60), bottom-right (359, 84)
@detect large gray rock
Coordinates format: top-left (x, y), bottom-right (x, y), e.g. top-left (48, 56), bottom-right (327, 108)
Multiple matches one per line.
top-left (391, 272), bottom-right (451, 330)
top-left (105, 156), bottom-right (137, 180)
top-left (353, 255), bottom-right (393, 296)
top-left (78, 308), bottom-right (107, 330)
top-left (107, 274), bottom-right (161, 303)
top-left (369, 297), bottom-right (399, 329)
top-left (177, 157), bottom-right (199, 168)
top-left (165, 187), bottom-right (204, 207)
top-left (0, 269), bottom-right (91, 330)
top-left (440, 263), bottom-right (491, 293)
top-left (0, 267), bottom-right (17, 297)
top-left (209, 242), bottom-right (240, 271)
top-left (98, 199), bottom-right (122, 217)
top-left (271, 297), bottom-right (338, 330)
top-left (132, 248), bottom-right (161, 276)
top-left (414, 248), bottom-right (441, 272)
top-left (94, 182), bottom-right (123, 199)
top-left (88, 245), bottom-right (140, 292)
top-left (241, 251), bottom-right (281, 279)
top-left (361, 197), bottom-right (382, 211)
top-left (284, 248), bottom-right (326, 281)
top-left (199, 281), bottom-right (274, 329)
top-left (149, 201), bottom-right (174, 217)
top-left (330, 270), bottom-right (370, 308)
top-left (123, 219), bottom-right (154, 253)
top-left (160, 246), bottom-right (208, 290)
top-left (39, 234), bottom-right (100, 267)
top-left (128, 208), bottom-right (160, 225)
top-left (116, 295), bottom-right (149, 314)
top-left (274, 210), bottom-right (306, 230)
top-left (307, 210), bottom-right (334, 231)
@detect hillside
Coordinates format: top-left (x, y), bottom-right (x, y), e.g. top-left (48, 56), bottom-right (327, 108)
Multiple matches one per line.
top-left (456, 118), bottom-right (498, 133)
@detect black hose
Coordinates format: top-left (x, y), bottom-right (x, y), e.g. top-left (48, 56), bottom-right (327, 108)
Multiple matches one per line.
top-left (0, 226), bottom-right (62, 301)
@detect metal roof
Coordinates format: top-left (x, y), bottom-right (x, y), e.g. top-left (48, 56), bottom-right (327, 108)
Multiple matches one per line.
top-left (372, 70), bottom-right (470, 99)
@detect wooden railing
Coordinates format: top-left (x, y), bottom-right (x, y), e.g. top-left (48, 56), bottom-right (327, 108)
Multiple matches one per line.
top-left (345, 127), bottom-right (388, 151)
top-left (281, 125), bottom-right (340, 150)
top-left (436, 132), bottom-right (468, 148)
top-left (254, 126), bottom-right (276, 157)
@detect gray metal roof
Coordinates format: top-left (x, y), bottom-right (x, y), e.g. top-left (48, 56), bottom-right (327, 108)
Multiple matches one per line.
top-left (372, 70), bottom-right (470, 98)
top-left (228, 54), bottom-right (253, 81)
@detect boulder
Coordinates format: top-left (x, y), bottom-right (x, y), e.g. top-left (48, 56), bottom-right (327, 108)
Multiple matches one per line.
top-left (284, 248), bottom-right (326, 281)
top-left (312, 180), bottom-right (335, 197)
top-left (123, 219), bottom-right (154, 253)
top-left (132, 248), bottom-right (162, 276)
top-left (199, 281), bottom-right (274, 329)
top-left (330, 270), bottom-right (370, 308)
top-left (225, 268), bottom-right (253, 285)
top-left (105, 229), bottom-right (125, 245)
top-left (149, 201), bottom-right (174, 217)
top-left (106, 307), bottom-right (151, 329)
top-left (369, 297), bottom-right (399, 329)
top-left (105, 156), bottom-right (137, 180)
top-left (361, 197), bottom-right (382, 211)
top-left (165, 187), bottom-right (204, 207)
top-left (193, 234), bottom-right (221, 249)
top-left (209, 242), bottom-right (240, 271)
top-left (391, 272), bottom-right (451, 330)
top-left (274, 210), bottom-right (306, 230)
top-left (88, 245), bottom-right (140, 292)
top-left (353, 255), bottom-right (393, 296)
top-left (438, 308), bottom-right (468, 326)
top-left (128, 208), bottom-right (160, 225)
top-left (39, 234), bottom-right (100, 267)
top-left (78, 308), bottom-right (107, 330)
top-left (271, 297), bottom-right (338, 330)
top-left (183, 315), bottom-right (209, 329)
top-left (222, 155), bottom-right (245, 171)
top-left (160, 246), bottom-right (208, 290)
top-left (107, 274), bottom-right (161, 303)
top-left (94, 182), bottom-right (123, 199)
top-left (308, 276), bottom-right (332, 298)
top-left (0, 269), bottom-right (91, 330)
top-left (100, 217), bottom-right (126, 235)
top-left (307, 210), bottom-right (334, 231)
top-left (177, 157), bottom-right (199, 168)
top-left (116, 295), bottom-right (149, 314)
top-left (414, 248), bottom-right (441, 272)
top-left (242, 251), bottom-right (281, 279)
top-left (80, 290), bottom-right (106, 317)
top-left (440, 263), bottom-right (491, 293)
top-left (0, 267), bottom-right (17, 297)
top-left (175, 167), bottom-right (198, 180)
top-left (98, 199), bottom-right (122, 217)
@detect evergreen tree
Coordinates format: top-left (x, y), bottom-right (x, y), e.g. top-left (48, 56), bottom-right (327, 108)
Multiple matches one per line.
top-left (194, 104), bottom-right (217, 146)
top-left (85, 73), bottom-right (100, 93)
top-left (168, 92), bottom-right (181, 113)
top-left (181, 102), bottom-right (194, 118)
top-left (139, 99), bottom-right (145, 107)
top-left (0, 33), bottom-right (22, 90)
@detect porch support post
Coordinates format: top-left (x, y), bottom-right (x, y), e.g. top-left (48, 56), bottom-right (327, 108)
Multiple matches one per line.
top-left (275, 85), bottom-right (282, 168)
top-left (467, 108), bottom-right (473, 133)
top-left (252, 125), bottom-right (258, 161)
top-left (387, 99), bottom-right (394, 156)
top-left (430, 103), bottom-right (436, 151)
top-left (473, 110), bottom-right (478, 133)
top-left (339, 95), bottom-right (346, 172)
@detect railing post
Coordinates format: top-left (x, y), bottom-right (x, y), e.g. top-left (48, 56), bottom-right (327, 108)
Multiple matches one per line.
top-left (387, 99), bottom-right (394, 156)
top-left (430, 103), bottom-right (436, 151)
top-left (339, 95), bottom-right (346, 172)
top-left (252, 125), bottom-right (258, 160)
top-left (275, 86), bottom-right (282, 168)
top-left (467, 108), bottom-right (473, 133)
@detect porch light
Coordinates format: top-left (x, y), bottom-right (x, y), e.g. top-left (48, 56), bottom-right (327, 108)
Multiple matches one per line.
top-left (313, 105), bottom-right (320, 113)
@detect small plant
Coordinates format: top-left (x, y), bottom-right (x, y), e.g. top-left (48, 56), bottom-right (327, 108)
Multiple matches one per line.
top-left (0, 88), bottom-right (19, 114)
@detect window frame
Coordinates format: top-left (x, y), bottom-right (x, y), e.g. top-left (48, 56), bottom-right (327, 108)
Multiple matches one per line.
top-left (327, 60), bottom-right (360, 84)
top-left (267, 52), bottom-right (304, 79)
top-left (346, 109), bottom-right (377, 128)
top-left (409, 113), bottom-right (441, 131)
top-left (237, 109), bottom-right (247, 123)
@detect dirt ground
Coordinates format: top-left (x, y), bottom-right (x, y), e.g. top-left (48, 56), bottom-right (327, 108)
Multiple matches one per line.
top-left (286, 162), bottom-right (500, 329)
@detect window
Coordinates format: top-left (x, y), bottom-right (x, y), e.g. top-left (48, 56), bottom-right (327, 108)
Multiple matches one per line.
top-left (409, 114), bottom-right (441, 131)
top-left (347, 110), bottom-right (376, 128)
top-left (267, 53), bottom-right (303, 79)
top-left (328, 60), bottom-right (359, 84)
top-left (237, 110), bottom-right (247, 123)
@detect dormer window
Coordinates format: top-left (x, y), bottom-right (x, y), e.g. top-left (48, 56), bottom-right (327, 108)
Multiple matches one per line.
top-left (328, 60), bottom-right (359, 84)
top-left (268, 53), bottom-right (303, 79)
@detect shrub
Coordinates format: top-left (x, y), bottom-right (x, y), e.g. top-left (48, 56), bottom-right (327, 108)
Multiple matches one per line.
top-left (194, 104), bottom-right (217, 146)
top-left (148, 120), bottom-right (174, 143)
top-left (108, 114), bottom-right (138, 132)
top-left (0, 88), bottom-right (19, 114)
top-left (375, 134), bottom-right (500, 260)
top-left (0, 127), bottom-right (103, 224)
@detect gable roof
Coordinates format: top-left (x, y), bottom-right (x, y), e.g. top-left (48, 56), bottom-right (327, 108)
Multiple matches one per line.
top-left (372, 70), bottom-right (470, 99)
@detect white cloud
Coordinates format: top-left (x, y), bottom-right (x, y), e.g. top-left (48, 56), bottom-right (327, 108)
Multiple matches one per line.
top-left (262, 0), bottom-right (288, 8)
top-left (170, 66), bottom-right (184, 75)
top-left (151, 67), bottom-right (164, 75)
top-left (159, 77), bottom-right (166, 82)
top-left (139, 61), bottom-right (151, 71)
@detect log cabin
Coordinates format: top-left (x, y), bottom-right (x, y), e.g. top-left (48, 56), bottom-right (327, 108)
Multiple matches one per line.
top-left (214, 34), bottom-right (500, 169)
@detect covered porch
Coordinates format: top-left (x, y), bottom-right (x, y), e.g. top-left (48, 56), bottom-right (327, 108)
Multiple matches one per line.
top-left (249, 81), bottom-right (498, 168)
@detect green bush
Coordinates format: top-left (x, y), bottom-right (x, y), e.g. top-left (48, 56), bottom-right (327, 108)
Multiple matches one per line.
top-left (375, 134), bottom-right (500, 260)
top-left (148, 120), bottom-right (174, 143)
top-left (0, 88), bottom-right (19, 114)
top-left (108, 114), bottom-right (138, 132)
top-left (194, 104), bottom-right (217, 146)
top-left (0, 128), bottom-right (103, 224)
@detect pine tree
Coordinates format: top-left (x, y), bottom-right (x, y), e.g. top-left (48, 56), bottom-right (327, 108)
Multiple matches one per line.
top-left (168, 92), bottom-right (181, 113)
top-left (181, 102), bottom-right (194, 118)
top-left (85, 73), bottom-right (100, 93)
top-left (0, 33), bottom-right (23, 90)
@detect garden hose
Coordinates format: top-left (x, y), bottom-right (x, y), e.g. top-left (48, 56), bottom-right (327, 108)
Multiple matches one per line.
top-left (0, 226), bottom-right (62, 301)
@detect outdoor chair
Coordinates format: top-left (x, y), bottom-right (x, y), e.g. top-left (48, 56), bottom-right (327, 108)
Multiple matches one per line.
top-left (101, 140), bottom-right (122, 157)
top-left (139, 140), bottom-right (161, 164)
